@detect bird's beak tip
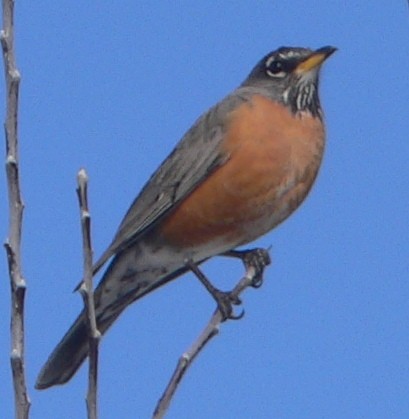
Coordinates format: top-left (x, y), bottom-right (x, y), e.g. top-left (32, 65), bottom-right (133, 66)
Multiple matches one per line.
top-left (295, 46), bottom-right (337, 74)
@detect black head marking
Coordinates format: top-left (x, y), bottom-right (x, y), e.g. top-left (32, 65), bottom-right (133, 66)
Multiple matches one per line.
top-left (242, 46), bottom-right (336, 117)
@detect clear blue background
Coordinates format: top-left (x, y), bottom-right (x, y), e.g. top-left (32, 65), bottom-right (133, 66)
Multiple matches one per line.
top-left (1, 1), bottom-right (408, 418)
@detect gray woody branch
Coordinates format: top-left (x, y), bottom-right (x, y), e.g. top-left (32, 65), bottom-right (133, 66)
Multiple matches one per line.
top-left (76, 169), bottom-right (101, 419)
top-left (1, 0), bottom-right (29, 418)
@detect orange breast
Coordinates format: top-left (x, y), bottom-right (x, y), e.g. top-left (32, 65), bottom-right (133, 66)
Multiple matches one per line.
top-left (156, 95), bottom-right (325, 250)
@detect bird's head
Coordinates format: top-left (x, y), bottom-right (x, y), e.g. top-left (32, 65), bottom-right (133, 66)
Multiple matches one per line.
top-left (243, 46), bottom-right (337, 117)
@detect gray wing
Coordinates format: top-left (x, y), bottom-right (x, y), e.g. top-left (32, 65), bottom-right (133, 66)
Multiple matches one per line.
top-left (93, 92), bottom-right (250, 273)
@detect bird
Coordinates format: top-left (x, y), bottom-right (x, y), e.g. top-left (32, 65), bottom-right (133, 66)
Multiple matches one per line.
top-left (36, 45), bottom-right (336, 390)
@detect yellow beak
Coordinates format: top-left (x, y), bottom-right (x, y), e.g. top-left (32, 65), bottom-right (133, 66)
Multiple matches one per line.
top-left (295, 46), bottom-right (337, 74)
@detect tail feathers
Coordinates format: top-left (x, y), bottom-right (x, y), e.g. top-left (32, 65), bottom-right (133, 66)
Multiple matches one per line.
top-left (35, 312), bottom-right (89, 390)
top-left (35, 305), bottom-right (126, 390)
top-left (36, 264), bottom-right (191, 390)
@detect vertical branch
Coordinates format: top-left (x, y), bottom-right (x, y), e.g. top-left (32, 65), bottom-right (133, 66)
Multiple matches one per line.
top-left (1, 1), bottom-right (30, 418)
top-left (76, 169), bottom-right (100, 419)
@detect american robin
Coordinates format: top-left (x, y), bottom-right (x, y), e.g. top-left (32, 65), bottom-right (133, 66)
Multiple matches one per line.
top-left (36, 45), bottom-right (336, 389)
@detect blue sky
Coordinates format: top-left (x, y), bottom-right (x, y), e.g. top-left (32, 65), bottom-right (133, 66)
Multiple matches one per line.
top-left (1, 1), bottom-right (408, 418)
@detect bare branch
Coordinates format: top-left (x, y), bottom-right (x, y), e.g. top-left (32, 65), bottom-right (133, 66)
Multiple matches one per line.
top-left (76, 169), bottom-right (100, 419)
top-left (1, 0), bottom-right (30, 417)
top-left (153, 248), bottom-right (271, 418)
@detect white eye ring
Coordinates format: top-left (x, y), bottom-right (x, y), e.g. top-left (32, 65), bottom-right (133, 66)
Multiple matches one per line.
top-left (265, 56), bottom-right (287, 78)
top-left (266, 68), bottom-right (286, 78)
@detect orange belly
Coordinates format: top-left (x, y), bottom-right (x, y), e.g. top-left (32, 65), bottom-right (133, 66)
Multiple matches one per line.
top-left (157, 95), bottom-right (325, 249)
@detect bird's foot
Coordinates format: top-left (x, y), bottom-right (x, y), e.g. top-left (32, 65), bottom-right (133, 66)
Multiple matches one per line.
top-left (186, 259), bottom-right (244, 321)
top-left (222, 247), bottom-right (271, 288)
top-left (211, 289), bottom-right (244, 321)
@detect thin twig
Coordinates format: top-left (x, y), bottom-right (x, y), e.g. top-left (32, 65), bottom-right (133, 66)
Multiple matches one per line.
top-left (1, 1), bottom-right (29, 418)
top-left (153, 249), bottom-right (271, 418)
top-left (76, 169), bottom-right (100, 419)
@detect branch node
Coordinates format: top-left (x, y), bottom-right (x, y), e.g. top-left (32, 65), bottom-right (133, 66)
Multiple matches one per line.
top-left (10, 349), bottom-right (19, 360)
top-left (6, 154), bottom-right (17, 164)
top-left (180, 353), bottom-right (190, 362)
top-left (11, 68), bottom-right (20, 80)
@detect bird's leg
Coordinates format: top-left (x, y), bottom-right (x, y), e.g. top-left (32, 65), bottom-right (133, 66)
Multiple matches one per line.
top-left (222, 248), bottom-right (271, 288)
top-left (185, 260), bottom-right (243, 321)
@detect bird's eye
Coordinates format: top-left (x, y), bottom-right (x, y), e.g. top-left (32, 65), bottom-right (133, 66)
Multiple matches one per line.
top-left (266, 59), bottom-right (286, 78)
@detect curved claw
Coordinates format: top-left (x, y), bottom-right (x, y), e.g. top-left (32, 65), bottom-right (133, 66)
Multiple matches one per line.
top-left (231, 295), bottom-right (242, 305)
top-left (229, 308), bottom-right (245, 320)
top-left (215, 291), bottom-right (244, 321)
top-left (223, 248), bottom-right (271, 286)
top-left (251, 276), bottom-right (264, 289)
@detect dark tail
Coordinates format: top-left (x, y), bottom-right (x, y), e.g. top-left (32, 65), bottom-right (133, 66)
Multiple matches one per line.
top-left (35, 260), bottom-right (189, 390)
top-left (35, 304), bottom-right (127, 390)
top-left (35, 311), bottom-right (89, 389)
